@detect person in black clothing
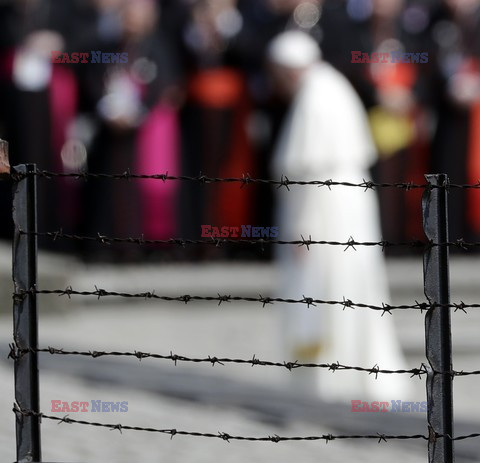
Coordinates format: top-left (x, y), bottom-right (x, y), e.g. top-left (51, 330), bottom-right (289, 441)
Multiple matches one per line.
top-left (424, 0), bottom-right (480, 243)
top-left (80, 0), bottom-right (183, 261)
top-left (0, 0), bottom-right (87, 244)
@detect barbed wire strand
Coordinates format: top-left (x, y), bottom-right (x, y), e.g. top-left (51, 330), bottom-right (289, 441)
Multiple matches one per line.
top-left (13, 405), bottom-right (431, 443)
top-left (9, 169), bottom-right (480, 190)
top-left (10, 344), bottom-right (480, 377)
top-left (12, 287), bottom-right (479, 314)
top-left (8, 343), bottom-right (428, 377)
top-left (17, 229), bottom-right (431, 250)
top-left (13, 407), bottom-right (480, 442)
top-left (18, 229), bottom-right (480, 251)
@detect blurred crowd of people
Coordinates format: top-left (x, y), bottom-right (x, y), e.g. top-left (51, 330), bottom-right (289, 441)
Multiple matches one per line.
top-left (1, 0), bottom-right (480, 260)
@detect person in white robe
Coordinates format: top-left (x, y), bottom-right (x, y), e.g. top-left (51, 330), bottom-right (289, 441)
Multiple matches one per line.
top-left (268, 30), bottom-right (411, 402)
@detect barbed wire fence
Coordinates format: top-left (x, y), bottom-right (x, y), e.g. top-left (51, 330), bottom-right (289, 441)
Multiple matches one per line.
top-left (0, 139), bottom-right (477, 462)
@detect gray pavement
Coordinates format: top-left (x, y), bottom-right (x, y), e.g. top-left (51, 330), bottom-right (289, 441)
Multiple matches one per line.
top-left (1, 244), bottom-right (480, 462)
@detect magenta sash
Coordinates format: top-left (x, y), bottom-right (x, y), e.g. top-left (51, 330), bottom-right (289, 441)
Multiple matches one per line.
top-left (136, 105), bottom-right (180, 239)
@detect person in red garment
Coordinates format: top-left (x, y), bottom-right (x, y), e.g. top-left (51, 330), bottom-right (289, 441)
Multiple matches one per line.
top-left (178, 0), bottom-right (256, 258)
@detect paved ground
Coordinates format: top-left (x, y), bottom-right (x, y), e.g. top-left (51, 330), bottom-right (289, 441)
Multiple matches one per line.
top-left (1, 245), bottom-right (480, 462)
top-left (0, 361), bottom-right (430, 463)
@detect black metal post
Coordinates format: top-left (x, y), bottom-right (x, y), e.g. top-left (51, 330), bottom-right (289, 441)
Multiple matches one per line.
top-left (12, 164), bottom-right (41, 462)
top-left (422, 174), bottom-right (454, 463)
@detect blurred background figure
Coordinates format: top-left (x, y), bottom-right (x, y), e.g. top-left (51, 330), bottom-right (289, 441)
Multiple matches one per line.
top-left (79, 0), bottom-right (183, 261)
top-left (178, 0), bottom-right (257, 259)
top-left (426, 0), bottom-right (480, 243)
top-left (268, 31), bottom-right (409, 400)
top-left (0, 0), bottom-right (18, 240)
top-left (337, 0), bottom-right (433, 249)
top-left (0, 0), bottom-right (84, 242)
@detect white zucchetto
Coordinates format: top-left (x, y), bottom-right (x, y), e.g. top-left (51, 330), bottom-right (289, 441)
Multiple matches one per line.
top-left (267, 30), bottom-right (321, 69)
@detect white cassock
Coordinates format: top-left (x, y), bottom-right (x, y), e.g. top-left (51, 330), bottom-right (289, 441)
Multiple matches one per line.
top-left (272, 62), bottom-right (410, 401)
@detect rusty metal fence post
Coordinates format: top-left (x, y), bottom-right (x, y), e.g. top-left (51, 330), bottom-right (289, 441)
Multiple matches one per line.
top-left (422, 174), bottom-right (454, 463)
top-left (12, 162), bottom-right (42, 462)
